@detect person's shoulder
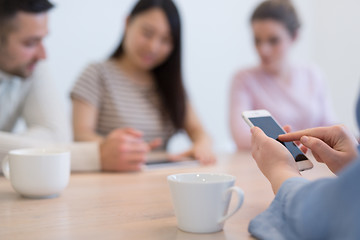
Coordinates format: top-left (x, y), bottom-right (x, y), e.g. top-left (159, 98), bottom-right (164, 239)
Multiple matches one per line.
top-left (29, 61), bottom-right (50, 79)
top-left (231, 66), bottom-right (262, 89)
top-left (28, 61), bottom-right (54, 86)
top-left (293, 62), bottom-right (324, 80)
top-left (89, 59), bottom-right (125, 77)
top-left (82, 60), bottom-right (107, 72)
top-left (78, 60), bottom-right (116, 81)
top-left (232, 66), bottom-right (261, 83)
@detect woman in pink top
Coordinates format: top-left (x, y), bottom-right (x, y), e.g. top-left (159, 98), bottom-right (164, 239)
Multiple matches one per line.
top-left (230, 0), bottom-right (335, 150)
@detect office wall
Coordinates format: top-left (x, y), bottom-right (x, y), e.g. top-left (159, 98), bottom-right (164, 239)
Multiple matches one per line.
top-left (46, 0), bottom-right (357, 153)
top-left (312, 0), bottom-right (360, 135)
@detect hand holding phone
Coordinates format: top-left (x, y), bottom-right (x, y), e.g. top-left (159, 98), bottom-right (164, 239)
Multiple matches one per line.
top-left (242, 109), bottom-right (313, 171)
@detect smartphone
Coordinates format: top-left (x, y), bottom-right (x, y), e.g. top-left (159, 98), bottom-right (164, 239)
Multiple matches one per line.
top-left (242, 109), bottom-right (313, 171)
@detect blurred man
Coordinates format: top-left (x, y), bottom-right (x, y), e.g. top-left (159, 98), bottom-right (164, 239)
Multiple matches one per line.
top-left (0, 0), bottom-right (72, 163)
top-left (0, 0), bottom-right (157, 172)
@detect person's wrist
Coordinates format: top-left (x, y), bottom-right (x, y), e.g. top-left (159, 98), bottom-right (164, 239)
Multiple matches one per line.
top-left (267, 167), bottom-right (301, 194)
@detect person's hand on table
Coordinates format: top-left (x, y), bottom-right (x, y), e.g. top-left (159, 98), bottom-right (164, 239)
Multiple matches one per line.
top-left (278, 125), bottom-right (358, 175)
top-left (251, 127), bottom-right (301, 194)
top-left (100, 128), bottom-right (162, 172)
top-left (169, 141), bottom-right (216, 165)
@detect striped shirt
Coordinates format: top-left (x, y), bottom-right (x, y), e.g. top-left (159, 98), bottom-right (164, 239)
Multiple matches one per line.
top-left (71, 60), bottom-right (175, 149)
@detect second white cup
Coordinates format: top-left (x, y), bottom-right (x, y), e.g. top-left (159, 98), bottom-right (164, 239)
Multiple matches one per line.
top-left (168, 173), bottom-right (244, 233)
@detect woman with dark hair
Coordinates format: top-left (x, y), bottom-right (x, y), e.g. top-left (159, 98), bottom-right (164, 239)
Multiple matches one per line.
top-left (71, 0), bottom-right (215, 172)
top-left (230, 0), bottom-right (336, 150)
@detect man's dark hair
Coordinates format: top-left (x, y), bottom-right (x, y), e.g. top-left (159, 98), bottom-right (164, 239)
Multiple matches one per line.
top-left (0, 0), bottom-right (54, 38)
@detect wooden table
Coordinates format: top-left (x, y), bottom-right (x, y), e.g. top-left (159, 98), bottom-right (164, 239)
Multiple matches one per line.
top-left (0, 152), bottom-right (334, 240)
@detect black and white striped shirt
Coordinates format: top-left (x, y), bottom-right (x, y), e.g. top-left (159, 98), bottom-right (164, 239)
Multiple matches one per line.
top-left (71, 60), bottom-right (175, 149)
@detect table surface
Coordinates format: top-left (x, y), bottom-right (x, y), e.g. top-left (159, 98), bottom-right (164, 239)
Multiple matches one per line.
top-left (0, 152), bottom-right (334, 240)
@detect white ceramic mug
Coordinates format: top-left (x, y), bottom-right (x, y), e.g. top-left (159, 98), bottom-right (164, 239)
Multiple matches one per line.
top-left (1, 148), bottom-right (70, 198)
top-left (168, 173), bottom-right (244, 233)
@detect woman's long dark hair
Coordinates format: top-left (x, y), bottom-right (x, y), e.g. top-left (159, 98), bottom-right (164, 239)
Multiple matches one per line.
top-left (111, 0), bottom-right (186, 131)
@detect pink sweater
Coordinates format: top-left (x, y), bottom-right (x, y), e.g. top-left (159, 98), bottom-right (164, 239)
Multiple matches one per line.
top-left (230, 64), bottom-right (336, 150)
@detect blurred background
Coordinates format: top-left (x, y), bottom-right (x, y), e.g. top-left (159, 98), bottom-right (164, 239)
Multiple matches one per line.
top-left (46, 0), bottom-right (360, 153)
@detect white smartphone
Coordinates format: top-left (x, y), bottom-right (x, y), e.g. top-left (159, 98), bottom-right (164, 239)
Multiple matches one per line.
top-left (242, 109), bottom-right (313, 171)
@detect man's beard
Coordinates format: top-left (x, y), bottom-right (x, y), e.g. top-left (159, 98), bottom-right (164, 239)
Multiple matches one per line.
top-left (6, 60), bottom-right (38, 79)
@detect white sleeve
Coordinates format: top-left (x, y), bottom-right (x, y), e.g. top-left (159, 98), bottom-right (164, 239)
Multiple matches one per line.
top-left (65, 142), bottom-right (101, 172)
top-left (0, 135), bottom-right (101, 172)
top-left (0, 131), bottom-right (46, 158)
top-left (0, 63), bottom-right (101, 172)
top-left (21, 62), bottom-right (72, 142)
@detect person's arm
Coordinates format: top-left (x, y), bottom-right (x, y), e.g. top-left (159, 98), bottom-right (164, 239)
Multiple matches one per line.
top-left (72, 99), bottom-right (164, 171)
top-left (0, 132), bottom-right (48, 165)
top-left (251, 125), bottom-right (358, 192)
top-left (71, 63), bottom-right (159, 172)
top-left (229, 72), bottom-right (254, 150)
top-left (22, 64), bottom-right (101, 172)
top-left (55, 142), bottom-right (101, 172)
top-left (251, 127), bottom-right (301, 193)
top-left (0, 132), bottom-right (101, 172)
top-left (0, 63), bottom-right (74, 172)
top-left (71, 63), bottom-right (105, 142)
top-left (72, 99), bottom-right (104, 142)
top-left (22, 62), bottom-right (71, 142)
top-left (249, 125), bottom-right (360, 239)
top-left (249, 159), bottom-right (360, 240)
top-left (169, 103), bottom-right (215, 165)
top-left (185, 103), bottom-right (215, 164)
top-left (72, 98), bottom-right (153, 171)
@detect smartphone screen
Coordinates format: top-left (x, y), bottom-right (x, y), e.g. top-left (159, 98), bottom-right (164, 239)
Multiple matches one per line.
top-left (249, 116), bottom-right (308, 162)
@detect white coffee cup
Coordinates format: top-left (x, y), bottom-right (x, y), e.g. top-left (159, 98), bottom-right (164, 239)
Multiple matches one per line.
top-left (168, 173), bottom-right (244, 233)
top-left (1, 148), bottom-right (70, 198)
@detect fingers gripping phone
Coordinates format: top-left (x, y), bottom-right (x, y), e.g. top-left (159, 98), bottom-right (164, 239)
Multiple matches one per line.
top-left (242, 109), bottom-right (313, 171)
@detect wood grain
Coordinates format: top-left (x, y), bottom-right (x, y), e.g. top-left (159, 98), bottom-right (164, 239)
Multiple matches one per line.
top-left (0, 152), bottom-right (333, 240)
